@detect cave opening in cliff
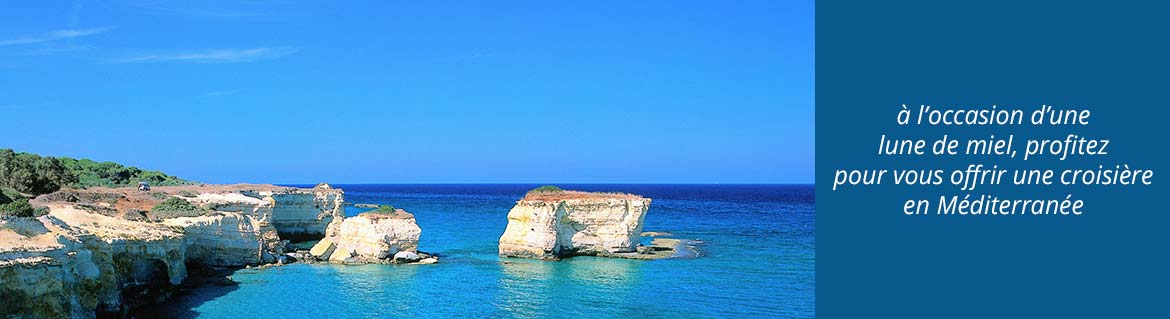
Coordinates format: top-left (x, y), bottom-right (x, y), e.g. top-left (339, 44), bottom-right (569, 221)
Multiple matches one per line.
top-left (279, 231), bottom-right (327, 248)
top-left (98, 257), bottom-right (176, 318)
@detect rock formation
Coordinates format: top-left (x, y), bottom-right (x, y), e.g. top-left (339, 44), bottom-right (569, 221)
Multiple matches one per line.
top-left (310, 208), bottom-right (433, 264)
top-left (1, 206), bottom-right (187, 318)
top-left (163, 212), bottom-right (281, 266)
top-left (0, 182), bottom-right (441, 317)
top-left (498, 190), bottom-right (651, 259)
top-left (0, 183), bottom-right (344, 318)
top-left (267, 185), bottom-right (344, 241)
top-left (182, 184), bottom-right (344, 241)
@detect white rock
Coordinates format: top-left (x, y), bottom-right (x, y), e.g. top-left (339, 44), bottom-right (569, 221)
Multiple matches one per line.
top-left (185, 186), bottom-right (345, 240)
top-left (393, 251), bottom-right (420, 262)
top-left (498, 191), bottom-right (651, 259)
top-left (1, 206), bottom-right (187, 318)
top-left (0, 183), bottom-right (346, 317)
top-left (309, 237), bottom-right (336, 259)
top-left (318, 210), bottom-right (422, 263)
top-left (164, 212), bottom-right (281, 266)
top-left (266, 188), bottom-right (345, 239)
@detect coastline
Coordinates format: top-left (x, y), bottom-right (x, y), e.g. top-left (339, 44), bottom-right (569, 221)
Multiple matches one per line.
top-left (116, 184), bottom-right (813, 318)
top-left (2, 183), bottom-right (700, 317)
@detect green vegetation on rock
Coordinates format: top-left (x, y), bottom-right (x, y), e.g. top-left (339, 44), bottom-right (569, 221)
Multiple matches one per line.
top-left (150, 197), bottom-right (207, 219)
top-left (0, 148), bottom-right (194, 196)
top-left (528, 185), bottom-right (564, 193)
top-left (372, 204), bottom-right (397, 214)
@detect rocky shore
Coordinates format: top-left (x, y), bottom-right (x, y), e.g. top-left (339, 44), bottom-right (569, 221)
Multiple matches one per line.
top-left (608, 232), bottom-right (703, 260)
top-left (2, 184), bottom-right (688, 318)
top-left (0, 183), bottom-right (432, 318)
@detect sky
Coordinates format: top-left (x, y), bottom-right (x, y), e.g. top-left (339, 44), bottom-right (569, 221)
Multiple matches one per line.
top-left (0, 1), bottom-right (814, 184)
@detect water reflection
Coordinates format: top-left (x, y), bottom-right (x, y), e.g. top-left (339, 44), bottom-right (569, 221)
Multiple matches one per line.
top-left (562, 257), bottom-right (642, 288)
top-left (496, 259), bottom-right (555, 317)
top-left (562, 257), bottom-right (643, 317)
top-left (331, 263), bottom-right (421, 313)
top-left (495, 257), bottom-right (643, 317)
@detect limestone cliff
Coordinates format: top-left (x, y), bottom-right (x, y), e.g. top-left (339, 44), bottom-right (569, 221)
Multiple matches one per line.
top-left (1, 183), bottom-right (343, 318)
top-left (498, 190), bottom-right (651, 259)
top-left (163, 212), bottom-right (282, 266)
top-left (310, 209), bottom-right (427, 264)
top-left (1, 206), bottom-right (187, 318)
top-left (267, 185), bottom-right (344, 240)
top-left (183, 184), bottom-right (344, 241)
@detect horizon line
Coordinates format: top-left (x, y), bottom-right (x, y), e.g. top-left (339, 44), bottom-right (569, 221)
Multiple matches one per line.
top-left (267, 182), bottom-right (816, 186)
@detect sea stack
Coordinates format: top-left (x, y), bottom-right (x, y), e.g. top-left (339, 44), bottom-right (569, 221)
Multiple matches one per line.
top-left (310, 207), bottom-right (433, 264)
top-left (498, 187), bottom-right (651, 259)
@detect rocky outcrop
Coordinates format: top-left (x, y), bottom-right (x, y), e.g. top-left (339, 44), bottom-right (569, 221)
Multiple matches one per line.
top-left (498, 190), bottom-right (651, 259)
top-left (267, 185), bottom-right (344, 241)
top-left (28, 183), bottom-right (345, 242)
top-left (1, 215), bottom-right (99, 318)
top-left (163, 212), bottom-right (282, 266)
top-left (1, 206), bottom-right (187, 318)
top-left (1, 183), bottom-right (443, 318)
top-left (1, 183), bottom-right (343, 318)
top-left (183, 184), bottom-right (344, 241)
top-left (310, 209), bottom-right (429, 264)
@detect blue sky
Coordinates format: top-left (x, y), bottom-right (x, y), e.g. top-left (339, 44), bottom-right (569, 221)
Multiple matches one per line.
top-left (0, 1), bottom-right (814, 184)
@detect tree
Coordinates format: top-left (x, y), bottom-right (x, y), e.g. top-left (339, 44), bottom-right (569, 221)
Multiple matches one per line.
top-left (0, 150), bottom-right (75, 195)
top-left (0, 148), bottom-right (193, 194)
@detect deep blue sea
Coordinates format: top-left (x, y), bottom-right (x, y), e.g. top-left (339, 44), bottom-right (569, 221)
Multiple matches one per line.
top-left (150, 184), bottom-right (814, 318)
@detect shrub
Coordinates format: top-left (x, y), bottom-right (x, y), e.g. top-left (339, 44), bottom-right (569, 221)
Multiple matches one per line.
top-left (205, 203), bottom-right (228, 211)
top-left (372, 204), bottom-right (397, 214)
top-left (0, 198), bottom-right (36, 218)
top-left (178, 190), bottom-right (198, 198)
top-left (121, 209), bottom-right (149, 222)
top-left (0, 187), bottom-right (19, 205)
top-left (150, 197), bottom-right (207, 219)
top-left (528, 185), bottom-right (563, 193)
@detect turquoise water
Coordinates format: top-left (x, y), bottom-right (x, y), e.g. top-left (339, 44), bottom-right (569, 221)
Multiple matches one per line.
top-left (152, 184), bottom-right (814, 318)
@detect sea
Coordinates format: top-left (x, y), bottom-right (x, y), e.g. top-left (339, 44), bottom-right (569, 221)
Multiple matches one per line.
top-left (143, 184), bottom-right (815, 318)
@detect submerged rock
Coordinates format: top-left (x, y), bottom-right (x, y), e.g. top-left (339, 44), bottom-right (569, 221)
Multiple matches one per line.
top-left (498, 190), bottom-right (651, 259)
top-left (619, 238), bottom-right (689, 260)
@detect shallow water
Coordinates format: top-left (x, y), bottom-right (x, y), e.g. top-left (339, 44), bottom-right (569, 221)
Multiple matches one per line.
top-left (149, 184), bottom-right (814, 318)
